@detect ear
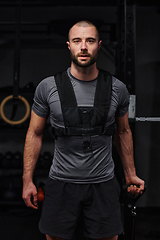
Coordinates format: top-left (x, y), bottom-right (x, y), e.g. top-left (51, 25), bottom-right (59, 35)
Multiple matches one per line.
top-left (98, 40), bottom-right (102, 50)
top-left (66, 41), bottom-right (70, 50)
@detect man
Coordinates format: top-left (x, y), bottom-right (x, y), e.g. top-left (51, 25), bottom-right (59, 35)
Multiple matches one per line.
top-left (22, 20), bottom-right (144, 240)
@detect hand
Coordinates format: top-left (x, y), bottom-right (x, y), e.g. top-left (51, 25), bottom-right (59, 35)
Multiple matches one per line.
top-left (22, 181), bottom-right (38, 209)
top-left (126, 176), bottom-right (145, 196)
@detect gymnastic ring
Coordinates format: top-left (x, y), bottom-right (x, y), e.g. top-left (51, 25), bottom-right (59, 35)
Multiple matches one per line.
top-left (0, 95), bottom-right (30, 125)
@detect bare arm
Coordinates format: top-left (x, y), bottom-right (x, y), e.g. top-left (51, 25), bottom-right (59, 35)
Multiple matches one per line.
top-left (22, 110), bottom-right (47, 209)
top-left (114, 111), bottom-right (145, 195)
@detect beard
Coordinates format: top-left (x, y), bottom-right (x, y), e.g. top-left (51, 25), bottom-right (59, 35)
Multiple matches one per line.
top-left (70, 51), bottom-right (98, 68)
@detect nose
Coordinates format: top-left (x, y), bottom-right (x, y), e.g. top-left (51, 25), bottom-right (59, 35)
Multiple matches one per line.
top-left (81, 40), bottom-right (88, 51)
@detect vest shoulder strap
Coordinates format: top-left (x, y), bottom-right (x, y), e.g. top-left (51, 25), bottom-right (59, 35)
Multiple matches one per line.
top-left (94, 69), bottom-right (112, 107)
top-left (54, 70), bottom-right (77, 108)
top-left (54, 69), bottom-right (112, 108)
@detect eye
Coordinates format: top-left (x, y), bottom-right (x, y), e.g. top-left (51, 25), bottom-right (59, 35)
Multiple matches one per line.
top-left (87, 39), bottom-right (96, 43)
top-left (73, 39), bottom-right (81, 43)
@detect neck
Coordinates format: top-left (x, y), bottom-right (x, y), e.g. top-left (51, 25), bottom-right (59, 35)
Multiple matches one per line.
top-left (70, 62), bottom-right (99, 81)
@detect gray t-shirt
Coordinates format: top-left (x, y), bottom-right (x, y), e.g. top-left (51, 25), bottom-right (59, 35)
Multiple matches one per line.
top-left (32, 68), bottom-right (130, 183)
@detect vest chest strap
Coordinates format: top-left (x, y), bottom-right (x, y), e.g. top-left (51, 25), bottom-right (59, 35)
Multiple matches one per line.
top-left (52, 123), bottom-right (115, 138)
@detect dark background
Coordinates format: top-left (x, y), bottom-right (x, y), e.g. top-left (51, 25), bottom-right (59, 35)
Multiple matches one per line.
top-left (0, 0), bottom-right (160, 239)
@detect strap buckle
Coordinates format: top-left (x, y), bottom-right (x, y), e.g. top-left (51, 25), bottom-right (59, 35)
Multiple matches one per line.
top-left (82, 140), bottom-right (92, 149)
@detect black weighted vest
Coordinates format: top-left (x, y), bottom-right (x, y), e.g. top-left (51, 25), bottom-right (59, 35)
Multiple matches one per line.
top-left (52, 69), bottom-right (115, 149)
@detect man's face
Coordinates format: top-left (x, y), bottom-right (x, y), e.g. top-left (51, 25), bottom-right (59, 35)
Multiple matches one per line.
top-left (67, 25), bottom-right (101, 68)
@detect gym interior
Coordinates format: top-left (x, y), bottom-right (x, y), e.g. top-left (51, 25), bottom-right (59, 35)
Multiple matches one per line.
top-left (0, 0), bottom-right (160, 239)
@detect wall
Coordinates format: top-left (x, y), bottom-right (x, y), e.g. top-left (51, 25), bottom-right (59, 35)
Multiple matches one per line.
top-left (135, 6), bottom-right (160, 207)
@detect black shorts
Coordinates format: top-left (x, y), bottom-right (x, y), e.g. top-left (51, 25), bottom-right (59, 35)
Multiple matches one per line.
top-left (39, 177), bottom-right (123, 239)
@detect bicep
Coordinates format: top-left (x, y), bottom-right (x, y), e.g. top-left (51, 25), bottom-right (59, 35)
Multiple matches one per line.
top-left (28, 110), bottom-right (47, 136)
top-left (115, 111), bottom-right (130, 133)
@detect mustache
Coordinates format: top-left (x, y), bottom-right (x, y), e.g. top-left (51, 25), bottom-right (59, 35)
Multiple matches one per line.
top-left (77, 52), bottom-right (91, 57)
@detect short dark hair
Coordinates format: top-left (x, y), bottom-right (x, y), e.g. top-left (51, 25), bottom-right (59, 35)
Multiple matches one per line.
top-left (68, 20), bottom-right (100, 41)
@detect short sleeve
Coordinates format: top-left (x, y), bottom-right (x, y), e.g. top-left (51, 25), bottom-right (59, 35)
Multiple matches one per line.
top-left (115, 80), bottom-right (130, 117)
top-left (32, 79), bottom-right (50, 117)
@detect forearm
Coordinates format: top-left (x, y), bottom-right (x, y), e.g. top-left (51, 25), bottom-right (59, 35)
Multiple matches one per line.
top-left (114, 127), bottom-right (136, 184)
top-left (23, 129), bottom-right (43, 183)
